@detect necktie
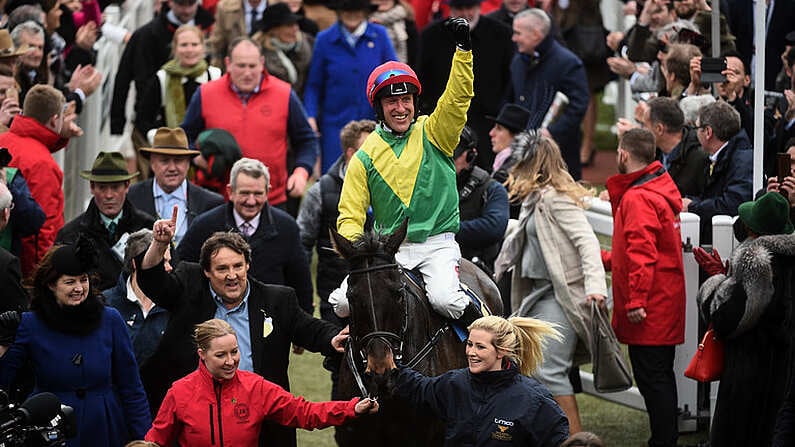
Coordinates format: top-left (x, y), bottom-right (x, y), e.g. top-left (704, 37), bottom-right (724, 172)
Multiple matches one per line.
top-left (249, 8), bottom-right (258, 35)
top-left (108, 221), bottom-right (117, 241)
top-left (709, 161), bottom-right (716, 176)
top-left (240, 222), bottom-right (254, 237)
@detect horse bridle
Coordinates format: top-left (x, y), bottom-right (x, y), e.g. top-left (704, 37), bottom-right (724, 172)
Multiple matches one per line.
top-left (345, 258), bottom-right (451, 398)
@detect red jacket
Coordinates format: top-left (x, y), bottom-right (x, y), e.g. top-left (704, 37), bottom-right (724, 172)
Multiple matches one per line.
top-left (605, 161), bottom-right (686, 346)
top-left (200, 73), bottom-right (291, 205)
top-left (0, 116), bottom-right (68, 276)
top-left (146, 361), bottom-right (359, 446)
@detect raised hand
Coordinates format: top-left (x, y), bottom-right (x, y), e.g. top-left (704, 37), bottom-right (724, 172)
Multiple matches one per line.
top-left (152, 204), bottom-right (178, 244)
top-left (444, 17), bottom-right (471, 51)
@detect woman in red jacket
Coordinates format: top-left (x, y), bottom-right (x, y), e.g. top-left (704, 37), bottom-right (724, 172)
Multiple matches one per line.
top-left (145, 319), bottom-right (378, 446)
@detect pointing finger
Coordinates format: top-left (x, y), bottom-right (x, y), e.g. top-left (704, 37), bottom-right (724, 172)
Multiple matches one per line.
top-left (171, 204), bottom-right (179, 224)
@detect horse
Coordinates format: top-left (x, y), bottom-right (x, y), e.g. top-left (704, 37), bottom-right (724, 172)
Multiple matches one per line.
top-left (330, 220), bottom-right (503, 446)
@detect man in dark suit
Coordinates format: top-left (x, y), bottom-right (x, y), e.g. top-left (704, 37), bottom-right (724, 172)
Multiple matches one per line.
top-left (56, 152), bottom-right (156, 290)
top-left (127, 127), bottom-right (224, 248)
top-left (0, 181), bottom-right (26, 313)
top-left (139, 222), bottom-right (346, 447)
top-left (419, 0), bottom-right (514, 170)
top-left (178, 157), bottom-right (314, 314)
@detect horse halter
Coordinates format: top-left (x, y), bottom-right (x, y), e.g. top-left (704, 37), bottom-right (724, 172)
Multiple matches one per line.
top-left (345, 257), bottom-right (409, 398)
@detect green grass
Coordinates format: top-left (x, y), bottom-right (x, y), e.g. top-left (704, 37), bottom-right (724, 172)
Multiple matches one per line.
top-left (287, 93), bottom-right (708, 446)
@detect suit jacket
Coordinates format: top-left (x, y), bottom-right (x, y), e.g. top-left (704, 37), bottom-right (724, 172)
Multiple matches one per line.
top-left (0, 248), bottom-right (27, 312)
top-left (127, 178), bottom-right (224, 226)
top-left (136, 260), bottom-right (340, 447)
top-left (178, 202), bottom-right (314, 314)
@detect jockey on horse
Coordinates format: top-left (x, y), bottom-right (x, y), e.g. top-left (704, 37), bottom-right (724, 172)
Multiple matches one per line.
top-left (329, 17), bottom-right (483, 330)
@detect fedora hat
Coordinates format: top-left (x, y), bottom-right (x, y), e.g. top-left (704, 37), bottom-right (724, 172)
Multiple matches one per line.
top-left (139, 127), bottom-right (200, 157)
top-left (738, 192), bottom-right (795, 236)
top-left (445, 0), bottom-right (482, 8)
top-left (0, 30), bottom-right (28, 59)
top-left (256, 3), bottom-right (301, 34)
top-left (329, 0), bottom-right (378, 13)
top-left (489, 103), bottom-right (531, 134)
top-left (80, 152), bottom-right (139, 182)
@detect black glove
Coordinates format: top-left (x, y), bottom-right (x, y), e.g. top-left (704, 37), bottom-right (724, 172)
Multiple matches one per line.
top-left (0, 310), bottom-right (21, 345)
top-left (444, 17), bottom-right (471, 51)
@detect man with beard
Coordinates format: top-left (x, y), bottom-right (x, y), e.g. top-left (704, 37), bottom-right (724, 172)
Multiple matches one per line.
top-left (603, 128), bottom-right (686, 447)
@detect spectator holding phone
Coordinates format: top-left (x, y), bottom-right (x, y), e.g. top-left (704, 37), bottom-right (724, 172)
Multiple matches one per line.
top-left (765, 140), bottom-right (795, 223)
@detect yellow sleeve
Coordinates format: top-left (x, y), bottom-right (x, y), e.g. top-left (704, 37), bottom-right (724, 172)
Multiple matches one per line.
top-left (425, 49), bottom-right (474, 157)
top-left (337, 154), bottom-right (371, 241)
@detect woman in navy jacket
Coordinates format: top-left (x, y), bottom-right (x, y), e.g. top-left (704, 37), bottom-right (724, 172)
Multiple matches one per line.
top-left (386, 315), bottom-right (569, 446)
top-left (0, 238), bottom-right (151, 446)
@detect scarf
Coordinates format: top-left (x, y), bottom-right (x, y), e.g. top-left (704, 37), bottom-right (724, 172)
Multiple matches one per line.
top-left (162, 58), bottom-right (208, 127)
top-left (270, 37), bottom-right (299, 85)
top-left (34, 292), bottom-right (105, 336)
top-left (493, 190), bottom-right (542, 281)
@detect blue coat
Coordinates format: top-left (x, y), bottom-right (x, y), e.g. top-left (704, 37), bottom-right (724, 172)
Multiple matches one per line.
top-left (0, 307), bottom-right (151, 446)
top-left (395, 365), bottom-right (569, 446)
top-left (303, 21), bottom-right (396, 173)
top-left (505, 35), bottom-right (589, 181)
top-left (104, 274), bottom-right (170, 367)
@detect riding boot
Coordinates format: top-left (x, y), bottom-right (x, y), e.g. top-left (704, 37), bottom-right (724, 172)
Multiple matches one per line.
top-left (453, 301), bottom-right (482, 329)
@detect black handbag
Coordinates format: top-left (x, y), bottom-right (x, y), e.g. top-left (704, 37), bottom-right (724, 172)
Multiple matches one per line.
top-left (590, 300), bottom-right (633, 393)
top-left (564, 25), bottom-right (609, 65)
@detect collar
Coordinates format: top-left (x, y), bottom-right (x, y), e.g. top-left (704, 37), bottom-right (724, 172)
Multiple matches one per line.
top-left (230, 74), bottom-right (263, 100)
top-left (233, 208), bottom-right (262, 232)
top-left (244, 0), bottom-right (267, 15)
top-left (341, 20), bottom-right (368, 41)
top-left (709, 141), bottom-right (729, 163)
top-left (99, 208), bottom-right (124, 228)
top-left (166, 10), bottom-right (195, 27)
top-left (209, 280), bottom-right (251, 312)
top-left (153, 179), bottom-right (188, 201)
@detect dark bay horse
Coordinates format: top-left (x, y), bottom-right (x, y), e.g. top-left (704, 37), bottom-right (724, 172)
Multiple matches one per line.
top-left (330, 220), bottom-right (503, 446)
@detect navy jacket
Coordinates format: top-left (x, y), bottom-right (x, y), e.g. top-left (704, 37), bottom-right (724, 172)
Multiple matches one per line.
top-left (396, 364), bottom-right (569, 446)
top-left (687, 129), bottom-right (753, 244)
top-left (104, 274), bottom-right (170, 367)
top-left (505, 35), bottom-right (589, 180)
top-left (177, 202), bottom-right (314, 314)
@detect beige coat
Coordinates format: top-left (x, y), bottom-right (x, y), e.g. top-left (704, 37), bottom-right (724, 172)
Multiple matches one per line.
top-left (509, 187), bottom-right (607, 366)
top-left (209, 0), bottom-right (247, 68)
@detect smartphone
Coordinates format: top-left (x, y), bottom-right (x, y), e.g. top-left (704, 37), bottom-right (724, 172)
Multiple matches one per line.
top-left (700, 57), bottom-right (727, 83)
top-left (5, 87), bottom-right (18, 104)
top-left (778, 152), bottom-right (792, 180)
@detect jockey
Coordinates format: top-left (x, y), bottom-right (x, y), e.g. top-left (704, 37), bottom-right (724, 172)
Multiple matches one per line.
top-left (330, 17), bottom-right (482, 328)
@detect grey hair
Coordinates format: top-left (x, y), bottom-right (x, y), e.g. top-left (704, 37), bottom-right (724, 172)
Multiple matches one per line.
top-left (0, 181), bottom-right (12, 210)
top-left (515, 9), bottom-right (551, 38)
top-left (124, 228), bottom-right (153, 274)
top-left (679, 94), bottom-right (715, 126)
top-left (10, 20), bottom-right (45, 46)
top-left (698, 100), bottom-right (741, 142)
top-left (229, 157), bottom-right (270, 191)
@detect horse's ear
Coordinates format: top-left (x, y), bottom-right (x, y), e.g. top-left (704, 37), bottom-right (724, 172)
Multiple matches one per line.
top-left (384, 218), bottom-right (408, 257)
top-left (329, 226), bottom-right (355, 260)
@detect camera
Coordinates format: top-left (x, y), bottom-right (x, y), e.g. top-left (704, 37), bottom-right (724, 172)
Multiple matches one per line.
top-left (700, 57), bottom-right (727, 83)
top-left (0, 391), bottom-right (75, 446)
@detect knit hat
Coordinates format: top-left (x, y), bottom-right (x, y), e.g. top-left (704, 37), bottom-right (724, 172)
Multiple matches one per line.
top-left (737, 192), bottom-right (795, 236)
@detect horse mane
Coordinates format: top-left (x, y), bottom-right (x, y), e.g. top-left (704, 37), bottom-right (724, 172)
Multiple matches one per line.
top-left (348, 229), bottom-right (393, 262)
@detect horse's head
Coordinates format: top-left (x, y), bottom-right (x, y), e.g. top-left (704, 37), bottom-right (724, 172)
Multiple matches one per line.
top-left (331, 219), bottom-right (408, 395)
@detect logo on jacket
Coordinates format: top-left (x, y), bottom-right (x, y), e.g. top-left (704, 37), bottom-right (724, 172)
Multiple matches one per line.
top-left (234, 402), bottom-right (250, 422)
top-left (491, 418), bottom-right (513, 441)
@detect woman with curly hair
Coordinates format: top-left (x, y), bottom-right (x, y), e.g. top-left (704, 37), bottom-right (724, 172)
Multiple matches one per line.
top-left (494, 133), bottom-right (607, 434)
top-left (0, 239), bottom-right (151, 446)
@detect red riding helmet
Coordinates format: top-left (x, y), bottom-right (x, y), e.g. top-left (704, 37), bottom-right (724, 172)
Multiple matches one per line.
top-left (366, 61), bottom-right (422, 107)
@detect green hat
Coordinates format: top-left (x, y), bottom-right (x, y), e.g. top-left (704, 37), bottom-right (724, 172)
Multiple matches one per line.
top-left (80, 152), bottom-right (138, 182)
top-left (738, 192), bottom-right (795, 236)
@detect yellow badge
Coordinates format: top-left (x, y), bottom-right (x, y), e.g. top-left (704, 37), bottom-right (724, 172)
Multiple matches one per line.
top-left (262, 316), bottom-right (273, 338)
